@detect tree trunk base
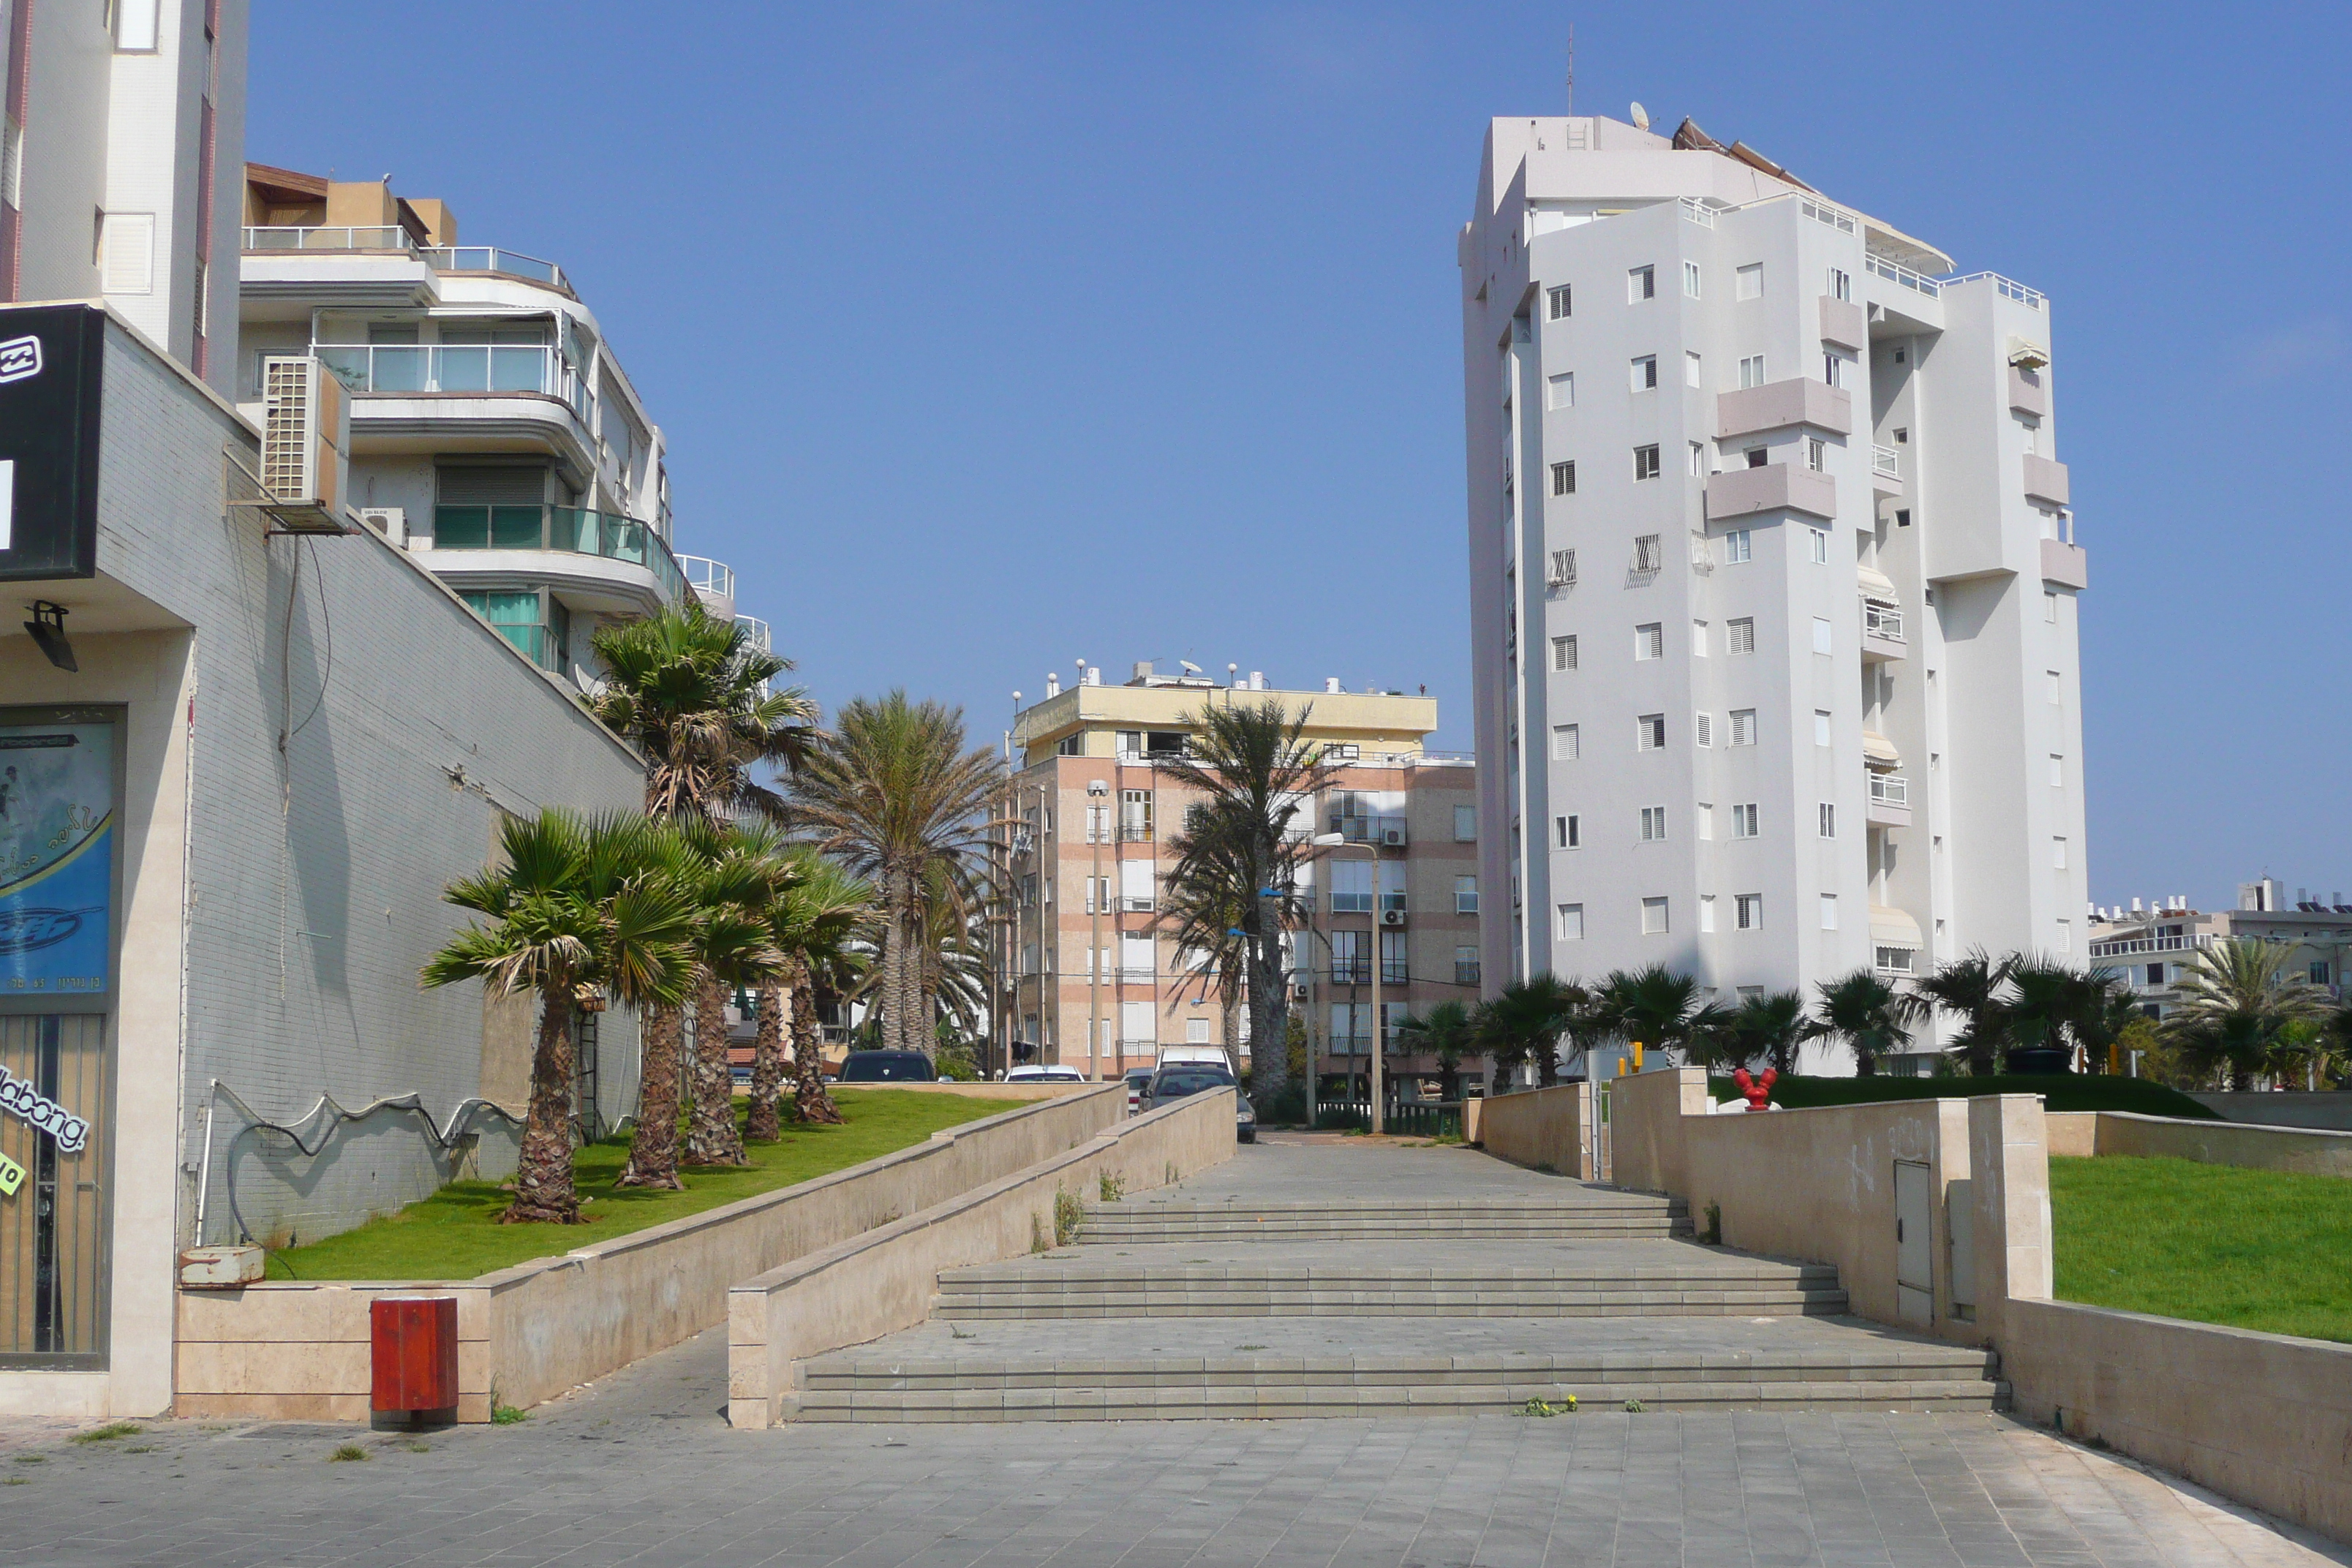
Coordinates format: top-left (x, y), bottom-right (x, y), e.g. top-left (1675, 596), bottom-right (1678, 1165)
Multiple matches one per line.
top-left (745, 1107), bottom-right (782, 1142)
top-left (499, 1199), bottom-right (584, 1224)
top-left (792, 1096), bottom-right (846, 1126)
top-left (613, 1166), bottom-right (685, 1191)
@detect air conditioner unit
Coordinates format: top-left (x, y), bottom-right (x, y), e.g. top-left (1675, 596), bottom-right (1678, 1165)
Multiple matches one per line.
top-left (1289, 982), bottom-right (1310, 1002)
top-left (358, 506), bottom-right (406, 545)
top-left (1379, 909), bottom-right (1407, 928)
top-left (1380, 827), bottom-right (1407, 848)
top-left (253, 355), bottom-right (354, 534)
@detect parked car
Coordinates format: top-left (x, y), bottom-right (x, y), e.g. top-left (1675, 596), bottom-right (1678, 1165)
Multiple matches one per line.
top-left (1142, 1064), bottom-right (1254, 1143)
top-left (1234, 1090), bottom-right (1256, 1144)
top-left (1123, 1067), bottom-right (1157, 1115)
top-left (836, 1049), bottom-right (938, 1083)
top-left (1006, 1064), bottom-right (1087, 1084)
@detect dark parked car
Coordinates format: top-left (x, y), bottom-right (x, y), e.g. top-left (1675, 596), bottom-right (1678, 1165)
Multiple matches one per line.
top-left (1123, 1067), bottom-right (1157, 1115)
top-left (836, 1049), bottom-right (938, 1083)
top-left (1143, 1066), bottom-right (1254, 1142)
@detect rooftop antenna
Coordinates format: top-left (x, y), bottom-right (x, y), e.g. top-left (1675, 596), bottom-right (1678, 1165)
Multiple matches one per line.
top-left (1564, 23), bottom-right (1574, 115)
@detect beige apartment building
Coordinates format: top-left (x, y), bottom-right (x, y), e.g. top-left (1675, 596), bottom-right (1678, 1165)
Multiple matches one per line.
top-left (1003, 664), bottom-right (1480, 1090)
top-left (2089, 876), bottom-right (2352, 1022)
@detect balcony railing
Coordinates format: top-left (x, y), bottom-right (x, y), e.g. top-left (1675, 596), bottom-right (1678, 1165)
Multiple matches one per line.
top-left (1868, 773), bottom-right (1910, 809)
top-left (1330, 814), bottom-right (1409, 845)
top-left (2087, 933), bottom-right (2217, 959)
top-left (1866, 255), bottom-right (1942, 298)
top-left (1872, 445), bottom-right (1900, 478)
top-left (678, 555), bottom-right (735, 600)
top-left (1455, 960), bottom-right (1482, 987)
top-left (1330, 960), bottom-right (1371, 987)
top-left (420, 245), bottom-right (565, 290)
top-left (1864, 603), bottom-right (1905, 641)
top-left (1119, 895), bottom-right (1154, 913)
top-left (1117, 823), bottom-right (1153, 843)
top-left (430, 504), bottom-right (687, 606)
top-left (314, 342), bottom-right (590, 423)
top-left (480, 622), bottom-right (562, 671)
top-left (1945, 271), bottom-right (2045, 310)
top-left (1676, 196), bottom-right (1716, 227)
top-left (734, 615), bottom-right (772, 652)
top-left (244, 227), bottom-right (570, 291)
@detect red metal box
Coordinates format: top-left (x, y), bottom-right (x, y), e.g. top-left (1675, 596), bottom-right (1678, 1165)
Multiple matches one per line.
top-left (369, 1294), bottom-right (458, 1414)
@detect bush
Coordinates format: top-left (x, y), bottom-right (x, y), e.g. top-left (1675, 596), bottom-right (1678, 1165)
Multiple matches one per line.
top-left (1707, 1073), bottom-right (2220, 1120)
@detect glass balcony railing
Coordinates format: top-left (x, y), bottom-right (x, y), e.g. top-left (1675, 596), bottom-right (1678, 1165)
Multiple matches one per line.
top-left (431, 505), bottom-right (687, 606)
top-left (420, 246), bottom-right (565, 290)
top-left (314, 342), bottom-right (591, 423)
top-left (1864, 603), bottom-right (1905, 641)
top-left (1869, 773), bottom-right (1910, 809)
top-left (241, 227), bottom-right (570, 292)
top-left (678, 555), bottom-right (735, 599)
top-left (243, 225), bottom-right (412, 251)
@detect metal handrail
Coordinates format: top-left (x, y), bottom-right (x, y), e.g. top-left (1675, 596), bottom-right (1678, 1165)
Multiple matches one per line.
top-left (1868, 773), bottom-right (1910, 807)
top-left (1872, 445), bottom-right (1900, 478)
top-left (1864, 604), bottom-right (1905, 641)
top-left (677, 554), bottom-right (735, 598)
top-left (1867, 255), bottom-right (1942, 298)
top-left (243, 224), bottom-right (415, 252)
top-left (420, 245), bottom-right (566, 290)
top-left (2087, 933), bottom-right (2217, 958)
top-left (1677, 196), bottom-right (1716, 227)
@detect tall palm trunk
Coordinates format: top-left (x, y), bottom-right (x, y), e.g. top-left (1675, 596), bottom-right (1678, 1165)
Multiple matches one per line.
top-left (508, 998), bottom-right (581, 1224)
top-left (1246, 929), bottom-right (1290, 1106)
top-left (880, 873), bottom-right (928, 1056)
top-left (745, 979), bottom-right (789, 1142)
top-left (788, 962), bottom-right (845, 1124)
top-left (685, 967), bottom-right (748, 1165)
top-left (618, 1000), bottom-right (687, 1189)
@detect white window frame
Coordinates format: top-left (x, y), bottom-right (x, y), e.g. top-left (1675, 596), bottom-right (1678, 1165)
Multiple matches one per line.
top-left (1635, 622), bottom-right (1663, 661)
top-left (1809, 528), bottom-right (1830, 564)
top-left (1691, 617), bottom-right (1709, 656)
top-left (1814, 710), bottom-right (1833, 747)
top-left (1735, 263), bottom-right (1763, 301)
top-left (1556, 814), bottom-right (1579, 850)
top-left (1695, 712), bottom-right (1713, 747)
top-left (1807, 437), bottom-right (1828, 472)
top-left (1738, 354), bottom-right (1767, 388)
top-left (1737, 893), bottom-right (1762, 930)
top-left (1550, 460), bottom-right (1576, 496)
top-left (1813, 616), bottom-right (1833, 655)
top-left (2048, 754), bottom-right (2063, 788)
top-left (1551, 723), bottom-right (1580, 761)
top-left (1687, 440), bottom-right (1705, 477)
top-left (1628, 265), bottom-right (1655, 301)
top-left (1547, 372), bottom-right (1575, 410)
top-left (1640, 804), bottom-right (1667, 841)
top-left (1819, 894), bottom-right (1839, 931)
top-left (1727, 617), bottom-right (1754, 655)
top-left (1633, 444), bottom-right (1661, 480)
top-left (1729, 711), bottom-right (1756, 748)
top-left (1455, 875), bottom-right (1480, 915)
top-left (1731, 803), bottom-right (1759, 839)
top-left (1724, 529), bottom-right (1752, 564)
top-left (1556, 902), bottom-right (1585, 941)
top-left (1684, 350), bottom-right (1703, 388)
top-left (1454, 804), bottom-right (1477, 842)
top-left (1819, 802), bottom-right (1836, 839)
top-left (1641, 896), bottom-right (1670, 935)
top-left (1636, 715), bottom-right (1665, 752)
top-left (1552, 634), bottom-right (1578, 671)
top-left (1630, 355), bottom-right (1657, 392)
top-left (1698, 894), bottom-right (1716, 933)
top-left (1828, 268), bottom-right (1851, 301)
top-left (1547, 283), bottom-right (1572, 320)
top-left (1684, 260), bottom-right (1702, 298)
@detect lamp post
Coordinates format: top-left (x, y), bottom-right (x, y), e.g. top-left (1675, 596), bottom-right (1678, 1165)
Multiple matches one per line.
top-left (1312, 832), bottom-right (1383, 1134)
top-left (1087, 777), bottom-right (1108, 1083)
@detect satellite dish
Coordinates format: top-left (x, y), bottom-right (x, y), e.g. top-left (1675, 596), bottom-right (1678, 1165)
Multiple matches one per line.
top-left (1630, 101), bottom-right (1651, 131)
top-left (1180, 660), bottom-right (1202, 675)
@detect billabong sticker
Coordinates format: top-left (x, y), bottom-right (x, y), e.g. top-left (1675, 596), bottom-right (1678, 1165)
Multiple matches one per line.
top-left (0, 335), bottom-right (40, 385)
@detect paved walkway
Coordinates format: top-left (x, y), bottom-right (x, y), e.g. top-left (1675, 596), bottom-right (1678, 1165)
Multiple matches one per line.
top-left (1, 1136), bottom-right (2342, 1564)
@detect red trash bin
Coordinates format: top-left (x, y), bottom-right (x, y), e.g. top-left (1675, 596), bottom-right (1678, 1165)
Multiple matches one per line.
top-left (370, 1294), bottom-right (458, 1421)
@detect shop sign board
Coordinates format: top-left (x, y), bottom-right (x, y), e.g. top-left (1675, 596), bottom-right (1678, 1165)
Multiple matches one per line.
top-left (0, 304), bottom-right (105, 581)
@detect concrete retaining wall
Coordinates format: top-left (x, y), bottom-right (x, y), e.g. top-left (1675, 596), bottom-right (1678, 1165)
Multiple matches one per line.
top-left (1477, 1083), bottom-right (1593, 1178)
top-left (175, 1085), bottom-right (1126, 1421)
top-left (2003, 1299), bottom-right (2352, 1547)
top-left (728, 1088), bottom-right (1236, 1429)
top-left (2073, 1110), bottom-right (2352, 1177)
top-left (2191, 1090), bottom-right (2352, 1132)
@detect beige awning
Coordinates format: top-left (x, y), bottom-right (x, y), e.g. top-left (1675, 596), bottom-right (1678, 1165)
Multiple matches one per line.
top-left (1869, 905), bottom-right (1923, 947)
top-left (1862, 730), bottom-right (1901, 769)
top-left (1856, 564), bottom-right (1899, 603)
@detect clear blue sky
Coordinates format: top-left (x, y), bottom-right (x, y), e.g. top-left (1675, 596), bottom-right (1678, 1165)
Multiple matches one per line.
top-left (252, 1), bottom-right (2350, 912)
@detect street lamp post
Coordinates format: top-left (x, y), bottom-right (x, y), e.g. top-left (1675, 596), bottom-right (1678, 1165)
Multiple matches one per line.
top-left (1087, 777), bottom-right (1108, 1084)
top-left (1312, 832), bottom-right (1383, 1135)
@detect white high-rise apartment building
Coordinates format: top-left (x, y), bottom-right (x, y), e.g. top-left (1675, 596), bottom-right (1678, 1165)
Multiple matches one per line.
top-left (1463, 113), bottom-right (2087, 1064)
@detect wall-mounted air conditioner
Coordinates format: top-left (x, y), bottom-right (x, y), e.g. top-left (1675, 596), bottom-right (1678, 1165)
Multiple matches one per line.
top-left (254, 355), bottom-right (354, 534)
top-left (1379, 909), bottom-right (1407, 928)
top-left (358, 507), bottom-right (406, 545)
top-left (1380, 827), bottom-right (1407, 848)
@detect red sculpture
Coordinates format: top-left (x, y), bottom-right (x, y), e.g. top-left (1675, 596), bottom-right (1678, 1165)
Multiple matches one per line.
top-left (1731, 1066), bottom-right (1778, 1111)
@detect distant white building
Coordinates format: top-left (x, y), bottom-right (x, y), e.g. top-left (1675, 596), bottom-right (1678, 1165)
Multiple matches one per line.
top-left (1461, 113), bottom-right (2088, 1067)
top-left (2090, 878), bottom-right (2352, 1021)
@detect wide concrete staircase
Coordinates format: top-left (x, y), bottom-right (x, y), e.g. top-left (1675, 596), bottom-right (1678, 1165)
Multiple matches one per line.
top-left (795, 1182), bottom-right (2006, 1423)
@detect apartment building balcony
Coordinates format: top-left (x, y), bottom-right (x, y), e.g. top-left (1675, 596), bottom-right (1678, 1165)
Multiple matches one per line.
top-left (1117, 823), bottom-right (1153, 843)
top-left (2008, 365), bottom-right (2048, 418)
top-left (1714, 378), bottom-right (1852, 440)
top-left (1866, 772), bottom-right (1912, 827)
top-left (1705, 463), bottom-right (1837, 523)
top-left (2040, 538), bottom-right (2089, 590)
top-left (1861, 602), bottom-right (1907, 662)
top-left (1861, 255), bottom-right (1946, 336)
top-left (678, 554), bottom-right (736, 619)
top-left (313, 341), bottom-right (603, 484)
top-left (734, 615), bottom-right (772, 652)
top-left (419, 503), bottom-right (688, 616)
top-left (2023, 454), bottom-right (2071, 507)
top-left (1819, 295), bottom-right (1868, 354)
top-left (1330, 814), bottom-right (1409, 847)
top-left (243, 225), bottom-right (574, 295)
top-left (1871, 443), bottom-right (1904, 500)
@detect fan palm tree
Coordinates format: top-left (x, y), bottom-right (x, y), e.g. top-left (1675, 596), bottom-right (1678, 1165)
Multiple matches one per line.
top-left (1157, 701), bottom-right (1341, 1106)
top-left (587, 603), bottom-right (818, 823)
top-left (791, 692), bottom-right (1003, 1058)
top-left (1689, 990), bottom-right (1809, 1075)
top-left (1474, 974), bottom-right (1586, 1091)
top-left (1913, 949), bottom-right (2013, 1076)
top-left (682, 826), bottom-right (793, 1166)
top-left (2165, 938), bottom-right (2329, 1090)
top-left (423, 810), bottom-right (696, 1222)
top-left (1395, 999), bottom-right (1477, 1101)
top-left (1591, 964), bottom-right (1714, 1071)
top-left (1807, 969), bottom-right (1927, 1076)
top-left (750, 851), bottom-right (874, 1137)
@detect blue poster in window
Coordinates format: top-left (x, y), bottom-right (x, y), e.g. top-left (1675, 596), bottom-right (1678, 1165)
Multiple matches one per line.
top-left (0, 723), bottom-right (113, 997)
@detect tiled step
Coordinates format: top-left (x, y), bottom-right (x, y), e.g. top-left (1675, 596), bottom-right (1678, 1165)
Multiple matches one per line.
top-left (934, 1260), bottom-right (1847, 1320)
top-left (1081, 1200), bottom-right (1689, 1244)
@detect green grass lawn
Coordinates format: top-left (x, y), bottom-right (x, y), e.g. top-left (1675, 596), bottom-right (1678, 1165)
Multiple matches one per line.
top-left (272, 1090), bottom-right (1005, 1282)
top-left (1710, 1073), bottom-right (2218, 1119)
top-left (2050, 1155), bottom-right (2352, 1344)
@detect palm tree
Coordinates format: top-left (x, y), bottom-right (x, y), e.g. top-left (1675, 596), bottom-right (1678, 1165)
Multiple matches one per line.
top-left (1591, 965), bottom-right (1714, 1071)
top-left (1689, 990), bottom-right (1809, 1075)
top-left (1395, 999), bottom-right (1477, 1101)
top-left (1157, 701), bottom-right (1341, 1106)
top-left (750, 850), bottom-right (873, 1137)
top-left (684, 826), bottom-right (792, 1166)
top-left (1913, 949), bottom-right (2013, 1076)
top-left (1156, 861), bottom-right (1252, 1063)
top-left (1474, 974), bottom-right (1586, 1091)
top-left (423, 811), bottom-right (696, 1222)
top-left (791, 692), bottom-right (1003, 1058)
top-left (2165, 938), bottom-right (2329, 1090)
top-left (587, 603), bottom-right (817, 823)
top-left (1807, 969), bottom-right (1927, 1077)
